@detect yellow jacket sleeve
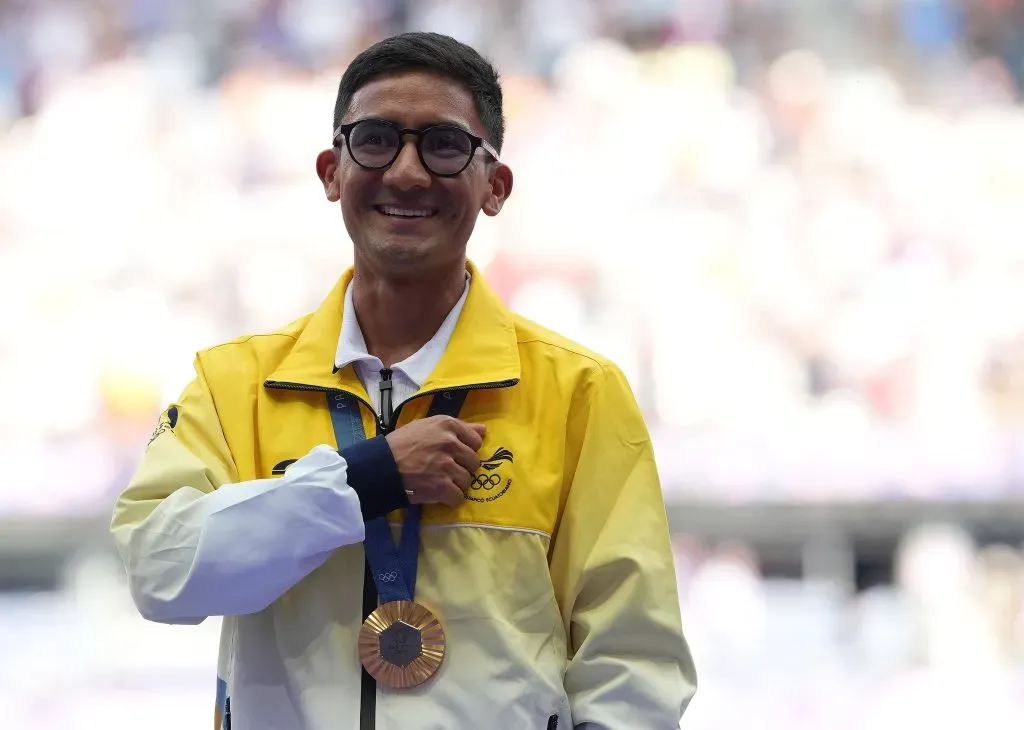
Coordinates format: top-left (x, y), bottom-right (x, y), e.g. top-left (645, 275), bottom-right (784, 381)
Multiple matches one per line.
top-left (550, 363), bottom-right (697, 730)
top-left (110, 356), bottom-right (366, 624)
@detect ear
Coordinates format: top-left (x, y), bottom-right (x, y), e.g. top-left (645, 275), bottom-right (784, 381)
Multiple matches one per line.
top-left (481, 163), bottom-right (513, 217)
top-left (316, 148), bottom-right (340, 202)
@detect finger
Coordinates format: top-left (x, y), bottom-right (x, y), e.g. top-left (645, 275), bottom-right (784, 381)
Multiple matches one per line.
top-left (449, 462), bottom-right (472, 492)
top-left (441, 480), bottom-right (465, 507)
top-left (450, 441), bottom-right (482, 475)
top-left (451, 419), bottom-right (486, 450)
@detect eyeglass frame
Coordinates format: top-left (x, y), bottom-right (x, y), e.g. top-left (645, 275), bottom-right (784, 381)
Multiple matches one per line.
top-left (332, 118), bottom-right (500, 177)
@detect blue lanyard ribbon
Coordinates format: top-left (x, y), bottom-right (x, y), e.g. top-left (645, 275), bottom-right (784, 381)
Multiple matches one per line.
top-left (327, 389), bottom-right (468, 603)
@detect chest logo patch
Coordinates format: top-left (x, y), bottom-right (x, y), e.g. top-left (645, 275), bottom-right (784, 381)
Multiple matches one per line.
top-left (467, 447), bottom-right (514, 503)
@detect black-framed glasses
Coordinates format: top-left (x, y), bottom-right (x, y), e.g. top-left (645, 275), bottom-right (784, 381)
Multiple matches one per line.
top-left (333, 118), bottom-right (499, 177)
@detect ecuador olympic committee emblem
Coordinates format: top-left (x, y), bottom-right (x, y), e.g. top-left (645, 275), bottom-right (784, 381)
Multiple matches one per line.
top-left (466, 447), bottom-right (514, 503)
top-left (147, 405), bottom-right (179, 447)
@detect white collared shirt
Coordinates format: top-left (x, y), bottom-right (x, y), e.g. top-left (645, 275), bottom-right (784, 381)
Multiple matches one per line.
top-left (334, 274), bottom-right (470, 416)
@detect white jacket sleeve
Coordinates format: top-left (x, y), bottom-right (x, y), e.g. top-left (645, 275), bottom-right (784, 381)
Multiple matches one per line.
top-left (114, 446), bottom-right (365, 624)
top-left (110, 361), bottom-right (366, 625)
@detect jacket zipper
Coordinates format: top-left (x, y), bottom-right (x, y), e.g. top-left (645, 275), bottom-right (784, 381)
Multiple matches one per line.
top-left (378, 368), bottom-right (394, 433)
top-left (264, 377), bottom-right (519, 437)
top-left (264, 380), bottom-right (376, 414)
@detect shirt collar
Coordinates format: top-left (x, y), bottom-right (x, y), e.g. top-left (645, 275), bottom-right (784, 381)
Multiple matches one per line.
top-left (334, 273), bottom-right (471, 388)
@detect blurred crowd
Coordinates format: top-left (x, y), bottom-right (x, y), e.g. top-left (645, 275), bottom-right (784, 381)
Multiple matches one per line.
top-left (3, 524), bottom-right (1024, 728)
top-left (3, 0), bottom-right (1024, 515)
top-left (676, 524), bottom-right (1024, 728)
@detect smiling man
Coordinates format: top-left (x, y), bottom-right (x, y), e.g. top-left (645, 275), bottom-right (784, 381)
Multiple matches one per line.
top-left (111, 32), bottom-right (695, 730)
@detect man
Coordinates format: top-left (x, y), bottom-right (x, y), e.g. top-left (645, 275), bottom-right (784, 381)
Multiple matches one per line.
top-left (111, 32), bottom-right (696, 730)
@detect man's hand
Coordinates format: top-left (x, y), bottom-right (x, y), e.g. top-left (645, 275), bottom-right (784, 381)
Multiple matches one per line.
top-left (385, 416), bottom-right (486, 507)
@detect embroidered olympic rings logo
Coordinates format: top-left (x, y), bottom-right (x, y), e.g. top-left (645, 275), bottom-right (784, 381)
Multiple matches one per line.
top-left (472, 473), bottom-right (503, 490)
top-left (378, 571), bottom-right (399, 582)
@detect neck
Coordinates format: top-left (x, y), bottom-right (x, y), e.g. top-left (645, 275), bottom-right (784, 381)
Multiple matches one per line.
top-left (351, 260), bottom-right (467, 368)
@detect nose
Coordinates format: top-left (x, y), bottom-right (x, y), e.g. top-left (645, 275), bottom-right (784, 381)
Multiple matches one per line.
top-left (382, 138), bottom-right (431, 191)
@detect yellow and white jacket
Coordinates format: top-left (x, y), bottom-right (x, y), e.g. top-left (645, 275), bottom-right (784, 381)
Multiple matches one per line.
top-left (110, 262), bottom-right (696, 730)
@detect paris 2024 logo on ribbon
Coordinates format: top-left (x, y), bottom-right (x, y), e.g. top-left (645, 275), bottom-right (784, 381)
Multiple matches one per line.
top-left (467, 447), bottom-right (514, 503)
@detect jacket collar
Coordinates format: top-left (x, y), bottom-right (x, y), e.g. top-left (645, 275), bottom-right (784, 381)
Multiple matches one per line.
top-left (265, 260), bottom-right (521, 400)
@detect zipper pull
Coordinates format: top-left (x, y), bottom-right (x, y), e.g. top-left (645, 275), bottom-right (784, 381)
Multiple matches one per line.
top-left (378, 368), bottom-right (394, 432)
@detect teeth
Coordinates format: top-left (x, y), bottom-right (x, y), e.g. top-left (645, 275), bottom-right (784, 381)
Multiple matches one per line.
top-left (379, 205), bottom-right (433, 218)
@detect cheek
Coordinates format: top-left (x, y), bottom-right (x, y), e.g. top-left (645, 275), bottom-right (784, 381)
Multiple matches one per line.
top-left (339, 196), bottom-right (359, 228)
top-left (339, 167), bottom-right (372, 204)
top-left (338, 175), bottom-right (370, 229)
top-left (447, 183), bottom-right (484, 222)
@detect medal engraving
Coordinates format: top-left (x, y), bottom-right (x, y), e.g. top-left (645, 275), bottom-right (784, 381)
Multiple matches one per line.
top-left (379, 621), bottom-right (422, 667)
top-left (359, 600), bottom-right (446, 688)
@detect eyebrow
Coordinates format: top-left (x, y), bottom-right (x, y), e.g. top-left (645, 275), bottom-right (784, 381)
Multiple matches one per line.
top-left (363, 117), bottom-right (474, 134)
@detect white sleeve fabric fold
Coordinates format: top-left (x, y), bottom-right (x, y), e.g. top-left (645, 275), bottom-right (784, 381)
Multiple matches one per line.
top-left (114, 445), bottom-right (365, 624)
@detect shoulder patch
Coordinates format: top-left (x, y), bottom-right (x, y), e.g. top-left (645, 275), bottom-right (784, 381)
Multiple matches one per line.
top-left (148, 405), bottom-right (180, 446)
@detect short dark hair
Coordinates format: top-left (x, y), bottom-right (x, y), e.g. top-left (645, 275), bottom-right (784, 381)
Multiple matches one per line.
top-left (333, 32), bottom-right (506, 154)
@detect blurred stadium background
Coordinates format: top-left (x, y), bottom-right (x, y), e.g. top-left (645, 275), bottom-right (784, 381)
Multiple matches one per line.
top-left (4, 0), bottom-right (1024, 727)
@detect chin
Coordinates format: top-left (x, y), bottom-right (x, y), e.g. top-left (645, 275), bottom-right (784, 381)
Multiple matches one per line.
top-left (379, 237), bottom-right (432, 258)
top-left (367, 239), bottom-right (435, 273)
top-left (369, 240), bottom-right (466, 280)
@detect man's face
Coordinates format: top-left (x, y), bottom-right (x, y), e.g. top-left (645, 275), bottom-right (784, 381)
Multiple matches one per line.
top-left (317, 70), bottom-right (513, 279)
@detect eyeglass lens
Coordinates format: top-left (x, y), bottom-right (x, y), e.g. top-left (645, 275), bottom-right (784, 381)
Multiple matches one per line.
top-left (348, 120), bottom-right (474, 175)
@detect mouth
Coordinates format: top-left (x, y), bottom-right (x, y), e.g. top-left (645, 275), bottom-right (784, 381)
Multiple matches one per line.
top-left (373, 204), bottom-right (439, 220)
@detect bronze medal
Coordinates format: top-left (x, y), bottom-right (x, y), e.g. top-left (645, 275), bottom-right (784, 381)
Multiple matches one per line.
top-left (358, 600), bottom-right (446, 689)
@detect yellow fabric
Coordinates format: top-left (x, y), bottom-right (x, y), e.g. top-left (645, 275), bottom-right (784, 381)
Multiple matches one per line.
top-left (111, 261), bottom-right (696, 730)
